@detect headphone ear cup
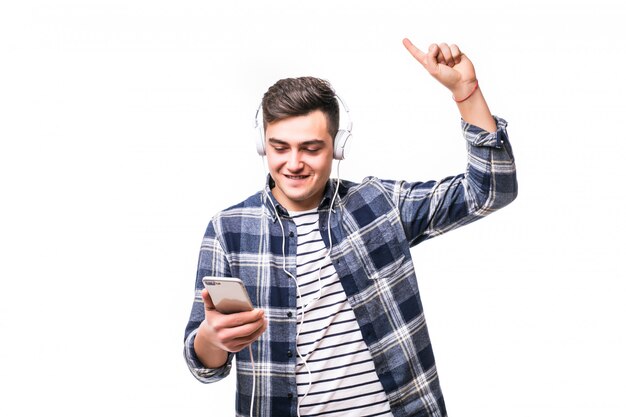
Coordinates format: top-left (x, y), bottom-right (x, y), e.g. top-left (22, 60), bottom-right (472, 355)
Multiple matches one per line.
top-left (333, 129), bottom-right (351, 160)
top-left (256, 125), bottom-right (266, 156)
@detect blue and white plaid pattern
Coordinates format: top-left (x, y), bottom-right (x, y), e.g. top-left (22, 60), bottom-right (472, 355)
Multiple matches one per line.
top-left (184, 116), bottom-right (517, 417)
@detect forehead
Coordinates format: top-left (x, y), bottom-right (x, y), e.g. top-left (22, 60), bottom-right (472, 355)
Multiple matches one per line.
top-left (265, 110), bottom-right (332, 143)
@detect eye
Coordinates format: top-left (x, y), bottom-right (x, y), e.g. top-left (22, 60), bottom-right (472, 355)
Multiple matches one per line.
top-left (304, 146), bottom-right (321, 153)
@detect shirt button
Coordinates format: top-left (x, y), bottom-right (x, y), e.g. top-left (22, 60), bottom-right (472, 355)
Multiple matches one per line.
top-left (287, 312), bottom-right (293, 318)
top-left (287, 393), bottom-right (293, 399)
top-left (289, 231), bottom-right (294, 238)
top-left (287, 350), bottom-right (293, 358)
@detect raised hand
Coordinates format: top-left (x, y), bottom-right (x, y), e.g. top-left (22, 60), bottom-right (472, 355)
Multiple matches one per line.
top-left (402, 39), bottom-right (478, 102)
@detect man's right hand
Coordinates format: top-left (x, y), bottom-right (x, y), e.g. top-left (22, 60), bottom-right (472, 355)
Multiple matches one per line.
top-left (193, 288), bottom-right (267, 368)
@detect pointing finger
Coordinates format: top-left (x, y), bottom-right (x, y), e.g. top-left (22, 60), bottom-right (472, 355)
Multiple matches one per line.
top-left (402, 38), bottom-right (426, 66)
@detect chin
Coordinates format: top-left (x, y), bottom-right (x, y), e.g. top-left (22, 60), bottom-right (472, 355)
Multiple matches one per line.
top-left (287, 193), bottom-right (312, 204)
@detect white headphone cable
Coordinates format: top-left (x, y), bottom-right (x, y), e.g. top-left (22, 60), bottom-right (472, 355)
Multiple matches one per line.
top-left (246, 155), bottom-right (274, 417)
top-left (248, 344), bottom-right (256, 417)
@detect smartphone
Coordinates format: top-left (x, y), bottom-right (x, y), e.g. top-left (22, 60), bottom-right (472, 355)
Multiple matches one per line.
top-left (202, 276), bottom-right (254, 314)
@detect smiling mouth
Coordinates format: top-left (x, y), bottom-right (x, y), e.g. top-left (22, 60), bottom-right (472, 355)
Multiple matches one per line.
top-left (285, 175), bottom-right (309, 180)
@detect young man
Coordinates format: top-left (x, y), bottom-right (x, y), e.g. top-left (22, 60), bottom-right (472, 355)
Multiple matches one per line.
top-left (184, 39), bottom-right (517, 417)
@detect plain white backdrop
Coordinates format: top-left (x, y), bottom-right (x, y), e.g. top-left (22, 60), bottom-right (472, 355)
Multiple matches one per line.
top-left (1, 0), bottom-right (625, 416)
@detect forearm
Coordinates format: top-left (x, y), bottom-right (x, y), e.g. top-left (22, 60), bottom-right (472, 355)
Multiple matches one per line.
top-left (453, 83), bottom-right (496, 132)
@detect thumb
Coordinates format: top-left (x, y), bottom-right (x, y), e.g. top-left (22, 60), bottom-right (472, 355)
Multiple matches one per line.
top-left (201, 288), bottom-right (216, 310)
top-left (423, 43), bottom-right (441, 76)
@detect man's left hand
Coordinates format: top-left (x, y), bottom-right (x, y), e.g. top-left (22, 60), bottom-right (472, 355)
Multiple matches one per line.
top-left (402, 39), bottom-right (477, 101)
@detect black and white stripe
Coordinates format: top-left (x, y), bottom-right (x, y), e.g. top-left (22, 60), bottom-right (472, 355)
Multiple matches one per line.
top-left (291, 210), bottom-right (393, 417)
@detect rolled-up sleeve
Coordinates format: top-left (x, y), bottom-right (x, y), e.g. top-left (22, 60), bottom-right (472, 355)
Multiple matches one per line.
top-left (462, 115), bottom-right (517, 211)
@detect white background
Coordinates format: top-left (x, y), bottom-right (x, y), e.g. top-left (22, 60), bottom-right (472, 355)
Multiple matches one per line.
top-left (1, 1), bottom-right (625, 416)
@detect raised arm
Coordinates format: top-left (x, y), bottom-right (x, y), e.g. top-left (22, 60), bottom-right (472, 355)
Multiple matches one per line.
top-left (379, 40), bottom-right (517, 245)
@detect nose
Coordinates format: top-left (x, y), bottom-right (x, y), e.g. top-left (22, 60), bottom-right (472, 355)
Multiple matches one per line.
top-left (285, 150), bottom-right (303, 172)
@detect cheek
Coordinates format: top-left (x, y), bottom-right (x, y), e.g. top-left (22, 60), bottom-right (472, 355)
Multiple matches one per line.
top-left (266, 156), bottom-right (283, 172)
top-left (313, 157), bottom-right (333, 175)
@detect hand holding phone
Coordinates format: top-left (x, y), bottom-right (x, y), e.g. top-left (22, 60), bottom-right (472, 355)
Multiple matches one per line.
top-left (193, 281), bottom-right (263, 367)
top-left (195, 276), bottom-right (266, 361)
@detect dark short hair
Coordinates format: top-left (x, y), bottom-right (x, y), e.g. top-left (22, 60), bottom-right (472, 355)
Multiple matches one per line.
top-left (262, 76), bottom-right (339, 139)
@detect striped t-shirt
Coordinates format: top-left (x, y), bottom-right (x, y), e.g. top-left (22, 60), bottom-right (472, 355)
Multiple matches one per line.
top-left (291, 209), bottom-right (393, 417)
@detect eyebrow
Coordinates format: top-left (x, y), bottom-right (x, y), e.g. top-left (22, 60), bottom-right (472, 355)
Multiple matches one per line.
top-left (267, 138), bottom-right (326, 147)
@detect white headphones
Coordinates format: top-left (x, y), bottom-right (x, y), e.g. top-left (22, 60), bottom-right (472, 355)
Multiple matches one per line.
top-left (254, 94), bottom-right (353, 160)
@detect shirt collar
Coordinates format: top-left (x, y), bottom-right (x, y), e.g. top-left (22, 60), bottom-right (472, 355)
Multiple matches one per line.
top-left (261, 174), bottom-right (337, 221)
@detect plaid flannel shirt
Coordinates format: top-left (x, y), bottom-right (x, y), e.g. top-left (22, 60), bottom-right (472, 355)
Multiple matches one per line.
top-left (184, 116), bottom-right (517, 417)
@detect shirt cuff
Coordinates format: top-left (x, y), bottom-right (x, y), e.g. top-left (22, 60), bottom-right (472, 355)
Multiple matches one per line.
top-left (184, 328), bottom-right (234, 383)
top-left (461, 115), bottom-right (508, 148)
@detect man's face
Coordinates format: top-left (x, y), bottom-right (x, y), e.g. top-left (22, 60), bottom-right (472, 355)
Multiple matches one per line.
top-left (265, 109), bottom-right (334, 212)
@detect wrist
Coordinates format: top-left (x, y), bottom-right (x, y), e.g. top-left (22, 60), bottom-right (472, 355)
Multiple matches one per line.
top-left (195, 321), bottom-right (229, 368)
top-left (454, 86), bottom-right (497, 132)
top-left (451, 79), bottom-right (479, 103)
